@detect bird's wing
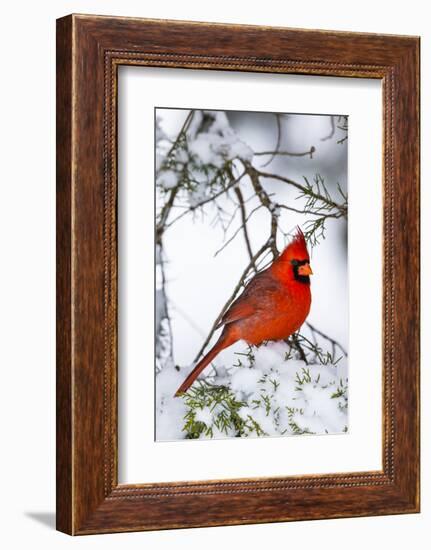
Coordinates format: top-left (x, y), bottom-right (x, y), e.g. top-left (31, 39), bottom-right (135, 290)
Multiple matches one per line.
top-left (216, 300), bottom-right (255, 328)
top-left (216, 272), bottom-right (283, 328)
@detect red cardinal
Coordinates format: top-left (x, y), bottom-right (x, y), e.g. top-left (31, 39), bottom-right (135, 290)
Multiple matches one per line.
top-left (174, 228), bottom-right (313, 396)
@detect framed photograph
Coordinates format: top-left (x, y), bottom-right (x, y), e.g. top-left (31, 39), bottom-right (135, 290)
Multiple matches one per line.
top-left (56, 14), bottom-right (420, 535)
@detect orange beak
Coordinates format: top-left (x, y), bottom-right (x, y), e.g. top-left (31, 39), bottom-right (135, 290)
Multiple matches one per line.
top-left (298, 263), bottom-right (313, 276)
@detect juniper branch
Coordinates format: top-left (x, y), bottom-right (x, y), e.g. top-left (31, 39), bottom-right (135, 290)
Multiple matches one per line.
top-left (251, 167), bottom-right (347, 217)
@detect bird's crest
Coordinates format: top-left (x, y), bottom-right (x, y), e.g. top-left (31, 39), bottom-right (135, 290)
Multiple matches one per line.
top-left (279, 227), bottom-right (310, 261)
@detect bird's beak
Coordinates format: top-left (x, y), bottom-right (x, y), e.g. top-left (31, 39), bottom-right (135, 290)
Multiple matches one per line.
top-left (298, 263), bottom-right (313, 276)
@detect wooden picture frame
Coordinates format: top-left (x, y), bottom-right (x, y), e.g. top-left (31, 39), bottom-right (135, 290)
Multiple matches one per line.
top-left (56, 14), bottom-right (420, 535)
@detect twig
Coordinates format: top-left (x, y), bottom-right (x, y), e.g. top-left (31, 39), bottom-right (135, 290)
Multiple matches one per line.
top-left (244, 162), bottom-right (279, 259)
top-left (156, 111), bottom-right (196, 242)
top-left (213, 204), bottom-right (264, 258)
top-left (289, 333), bottom-right (309, 364)
top-left (250, 166), bottom-right (347, 217)
top-left (277, 204), bottom-right (342, 219)
top-left (234, 186), bottom-right (255, 270)
top-left (260, 113), bottom-right (282, 167)
top-left (158, 246), bottom-right (175, 361)
top-left (320, 115), bottom-right (336, 142)
top-left (255, 146), bottom-right (315, 159)
top-left (164, 170), bottom-right (246, 229)
top-left (156, 110), bottom-right (194, 176)
top-left (156, 187), bottom-right (180, 245)
top-left (306, 322), bottom-right (348, 357)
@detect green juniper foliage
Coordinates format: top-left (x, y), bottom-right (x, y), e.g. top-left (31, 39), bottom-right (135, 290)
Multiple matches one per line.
top-left (181, 341), bottom-right (348, 439)
top-left (182, 382), bottom-right (267, 439)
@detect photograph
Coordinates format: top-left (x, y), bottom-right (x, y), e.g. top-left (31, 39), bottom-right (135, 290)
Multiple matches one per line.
top-left (155, 107), bottom-right (349, 441)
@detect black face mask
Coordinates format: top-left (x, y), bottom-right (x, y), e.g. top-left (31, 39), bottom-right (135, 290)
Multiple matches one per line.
top-left (290, 259), bottom-right (311, 285)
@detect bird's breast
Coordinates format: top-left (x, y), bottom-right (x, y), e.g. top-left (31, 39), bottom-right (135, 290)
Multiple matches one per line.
top-left (236, 283), bottom-right (311, 346)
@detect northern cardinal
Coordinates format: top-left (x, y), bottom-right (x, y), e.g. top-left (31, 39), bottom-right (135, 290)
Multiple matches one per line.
top-left (174, 228), bottom-right (313, 396)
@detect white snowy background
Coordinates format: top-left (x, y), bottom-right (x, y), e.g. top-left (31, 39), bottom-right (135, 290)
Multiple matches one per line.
top-left (155, 108), bottom-right (348, 441)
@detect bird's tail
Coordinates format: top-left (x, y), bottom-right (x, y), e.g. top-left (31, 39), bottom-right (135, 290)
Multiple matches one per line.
top-left (174, 332), bottom-right (233, 397)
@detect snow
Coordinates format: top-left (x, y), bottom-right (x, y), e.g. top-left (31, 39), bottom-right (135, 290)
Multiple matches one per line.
top-left (155, 289), bottom-right (166, 335)
top-left (187, 110), bottom-right (254, 169)
top-left (188, 132), bottom-right (254, 167)
top-left (194, 406), bottom-right (214, 426)
top-left (157, 169), bottom-right (179, 190)
top-left (155, 341), bottom-right (348, 441)
top-left (253, 341), bottom-right (289, 373)
top-left (155, 116), bottom-right (169, 144)
top-left (155, 366), bottom-right (188, 441)
top-left (155, 153), bottom-right (164, 172)
top-left (230, 368), bottom-right (262, 395)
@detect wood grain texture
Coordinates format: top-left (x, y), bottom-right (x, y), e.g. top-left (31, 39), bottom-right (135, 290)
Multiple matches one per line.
top-left (56, 14), bottom-right (420, 535)
top-left (56, 16), bottom-right (73, 535)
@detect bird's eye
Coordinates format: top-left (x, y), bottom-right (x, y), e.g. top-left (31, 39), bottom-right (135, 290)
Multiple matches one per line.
top-left (290, 259), bottom-right (299, 266)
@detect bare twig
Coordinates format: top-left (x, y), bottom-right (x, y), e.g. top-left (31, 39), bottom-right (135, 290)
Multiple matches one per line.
top-left (213, 204), bottom-right (264, 258)
top-left (305, 322), bottom-right (348, 357)
top-left (158, 246), bottom-right (175, 361)
top-left (255, 146), bottom-right (315, 159)
top-left (260, 113), bottom-right (282, 168)
top-left (289, 333), bottom-right (309, 364)
top-left (156, 187), bottom-right (180, 245)
top-left (244, 162), bottom-right (279, 259)
top-left (277, 204), bottom-right (342, 219)
top-left (164, 170), bottom-right (246, 229)
top-left (320, 115), bottom-right (336, 142)
top-left (234, 186), bottom-right (255, 270)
